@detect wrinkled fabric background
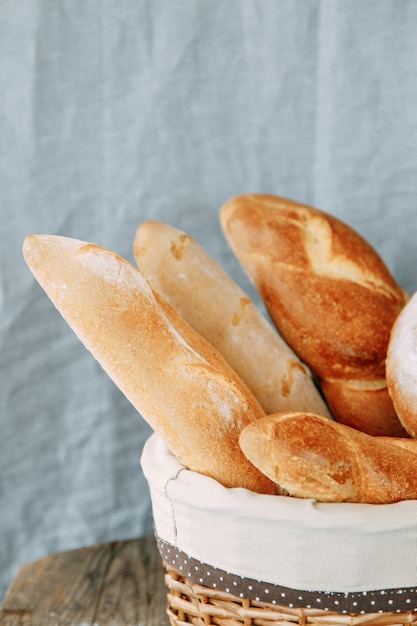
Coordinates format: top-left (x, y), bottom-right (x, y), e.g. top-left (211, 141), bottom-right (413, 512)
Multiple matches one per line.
top-left (1, 0), bottom-right (417, 600)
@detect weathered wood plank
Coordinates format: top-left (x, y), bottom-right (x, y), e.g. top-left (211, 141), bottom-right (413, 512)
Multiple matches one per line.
top-left (0, 536), bottom-right (169, 625)
top-left (92, 536), bottom-right (169, 625)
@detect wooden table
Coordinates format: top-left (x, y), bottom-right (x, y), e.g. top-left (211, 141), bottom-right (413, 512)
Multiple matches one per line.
top-left (0, 535), bottom-right (170, 625)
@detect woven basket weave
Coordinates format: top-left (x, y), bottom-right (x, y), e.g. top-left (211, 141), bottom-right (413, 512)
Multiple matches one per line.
top-left (163, 563), bottom-right (417, 626)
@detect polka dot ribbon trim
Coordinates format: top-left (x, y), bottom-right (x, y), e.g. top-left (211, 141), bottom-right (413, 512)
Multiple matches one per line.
top-left (157, 536), bottom-right (417, 614)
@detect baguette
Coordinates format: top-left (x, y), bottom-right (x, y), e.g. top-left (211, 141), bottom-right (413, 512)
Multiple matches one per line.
top-left (220, 194), bottom-right (408, 437)
top-left (23, 234), bottom-right (275, 494)
top-left (379, 436), bottom-right (417, 454)
top-left (386, 291), bottom-right (417, 438)
top-left (239, 412), bottom-right (417, 504)
top-left (133, 220), bottom-right (331, 418)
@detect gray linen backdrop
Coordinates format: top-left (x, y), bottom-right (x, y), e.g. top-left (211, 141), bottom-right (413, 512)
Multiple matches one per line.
top-left (1, 0), bottom-right (417, 599)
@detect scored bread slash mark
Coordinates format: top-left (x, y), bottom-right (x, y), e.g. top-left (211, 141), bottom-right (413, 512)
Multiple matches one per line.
top-left (282, 209), bottom-right (402, 300)
top-left (170, 234), bottom-right (191, 260)
top-left (75, 243), bottom-right (151, 293)
top-left (231, 298), bottom-right (251, 326)
top-left (281, 360), bottom-right (309, 397)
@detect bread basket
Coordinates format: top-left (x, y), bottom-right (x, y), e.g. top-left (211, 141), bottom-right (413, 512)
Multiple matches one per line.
top-left (141, 433), bottom-right (417, 625)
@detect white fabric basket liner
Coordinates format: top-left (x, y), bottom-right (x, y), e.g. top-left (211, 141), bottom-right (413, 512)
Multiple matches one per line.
top-left (141, 433), bottom-right (417, 600)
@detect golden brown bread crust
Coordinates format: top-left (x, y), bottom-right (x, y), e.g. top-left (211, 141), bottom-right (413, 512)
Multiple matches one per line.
top-left (133, 220), bottom-right (332, 418)
top-left (320, 379), bottom-right (409, 437)
top-left (23, 234), bottom-right (275, 494)
top-left (239, 412), bottom-right (417, 504)
top-left (378, 436), bottom-right (417, 453)
top-left (220, 194), bottom-right (407, 436)
top-left (386, 291), bottom-right (417, 438)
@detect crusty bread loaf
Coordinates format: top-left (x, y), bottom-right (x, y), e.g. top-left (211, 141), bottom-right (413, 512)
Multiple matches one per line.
top-left (23, 234), bottom-right (275, 494)
top-left (379, 436), bottom-right (417, 454)
top-left (239, 412), bottom-right (417, 504)
top-left (319, 378), bottom-right (408, 438)
top-left (133, 220), bottom-right (331, 418)
top-left (220, 194), bottom-right (408, 437)
top-left (386, 291), bottom-right (417, 438)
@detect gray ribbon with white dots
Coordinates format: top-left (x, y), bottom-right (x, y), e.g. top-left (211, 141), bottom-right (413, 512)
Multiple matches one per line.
top-left (157, 536), bottom-right (417, 615)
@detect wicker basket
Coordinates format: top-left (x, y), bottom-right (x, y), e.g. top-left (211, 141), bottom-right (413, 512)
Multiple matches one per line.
top-left (163, 563), bottom-right (417, 626)
top-left (141, 434), bottom-right (417, 626)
